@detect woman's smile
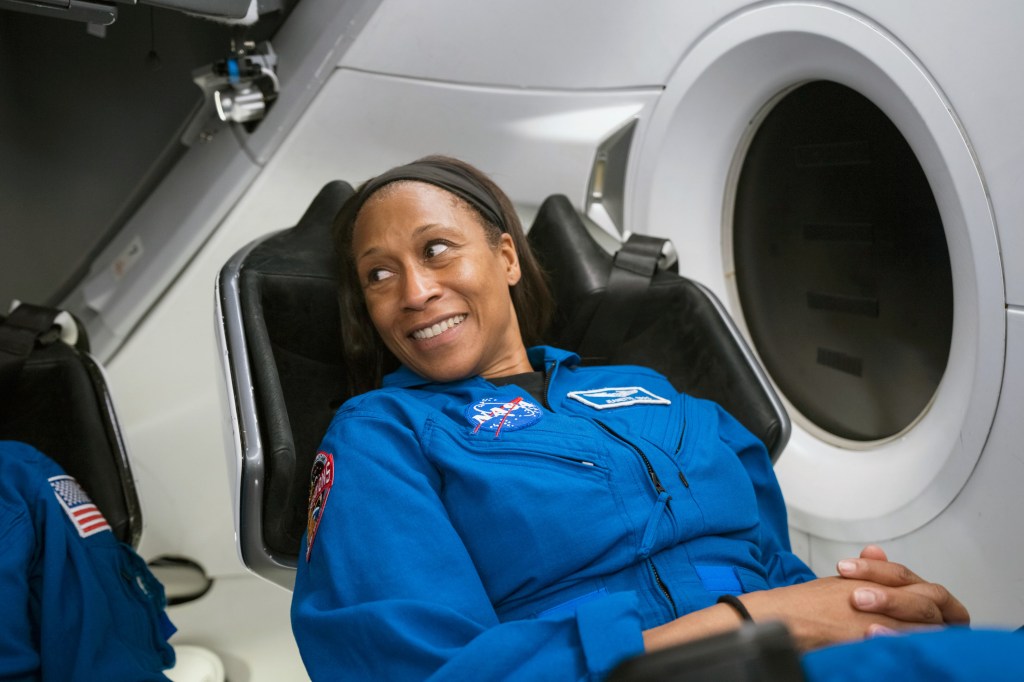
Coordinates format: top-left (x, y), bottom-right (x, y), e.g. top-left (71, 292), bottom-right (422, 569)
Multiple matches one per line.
top-left (410, 313), bottom-right (468, 341)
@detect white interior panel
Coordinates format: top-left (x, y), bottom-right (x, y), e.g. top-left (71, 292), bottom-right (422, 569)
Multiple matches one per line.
top-left (241, 67), bottom-right (659, 213)
top-left (340, 0), bottom-right (748, 89)
top-left (166, 576), bottom-right (306, 682)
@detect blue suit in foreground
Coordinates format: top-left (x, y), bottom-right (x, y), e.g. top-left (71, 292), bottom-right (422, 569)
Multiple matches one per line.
top-left (0, 440), bottom-right (175, 682)
top-left (803, 627), bottom-right (1024, 681)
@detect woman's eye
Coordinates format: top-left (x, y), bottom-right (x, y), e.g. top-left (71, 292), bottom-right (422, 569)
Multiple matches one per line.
top-left (424, 242), bottom-right (450, 259)
top-left (367, 268), bottom-right (395, 283)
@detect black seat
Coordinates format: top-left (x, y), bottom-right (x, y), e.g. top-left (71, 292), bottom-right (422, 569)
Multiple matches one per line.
top-left (216, 183), bottom-right (789, 589)
top-left (0, 303), bottom-right (142, 546)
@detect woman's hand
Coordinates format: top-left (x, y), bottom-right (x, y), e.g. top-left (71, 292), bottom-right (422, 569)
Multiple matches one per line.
top-left (645, 573), bottom-right (937, 654)
top-left (740, 546), bottom-right (970, 650)
top-left (835, 545), bottom-right (970, 631)
top-left (738, 576), bottom-right (913, 651)
top-left (643, 546), bottom-right (970, 654)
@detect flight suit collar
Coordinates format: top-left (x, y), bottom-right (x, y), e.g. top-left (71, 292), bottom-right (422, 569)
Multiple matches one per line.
top-left (381, 345), bottom-right (581, 389)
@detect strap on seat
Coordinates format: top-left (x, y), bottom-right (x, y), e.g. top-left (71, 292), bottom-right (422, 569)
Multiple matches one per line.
top-left (577, 233), bottom-right (669, 363)
top-left (0, 303), bottom-right (65, 389)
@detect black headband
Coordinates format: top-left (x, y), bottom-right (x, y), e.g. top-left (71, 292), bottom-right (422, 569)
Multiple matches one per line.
top-left (356, 158), bottom-right (506, 232)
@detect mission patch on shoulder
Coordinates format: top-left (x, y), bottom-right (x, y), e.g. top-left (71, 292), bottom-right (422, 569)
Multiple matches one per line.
top-left (306, 451), bottom-right (334, 561)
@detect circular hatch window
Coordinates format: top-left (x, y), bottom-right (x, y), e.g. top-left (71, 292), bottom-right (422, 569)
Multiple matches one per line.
top-left (733, 81), bottom-right (953, 443)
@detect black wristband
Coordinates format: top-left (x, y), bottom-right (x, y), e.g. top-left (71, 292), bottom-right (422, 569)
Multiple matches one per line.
top-left (717, 594), bottom-right (754, 622)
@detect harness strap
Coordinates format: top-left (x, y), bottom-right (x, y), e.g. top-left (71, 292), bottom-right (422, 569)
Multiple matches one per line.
top-left (0, 303), bottom-right (63, 389)
top-left (577, 233), bottom-right (669, 364)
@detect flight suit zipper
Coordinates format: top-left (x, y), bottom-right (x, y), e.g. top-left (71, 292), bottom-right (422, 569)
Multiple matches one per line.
top-left (594, 419), bottom-right (676, 562)
top-left (594, 419), bottom-right (666, 496)
top-left (649, 558), bottom-right (678, 617)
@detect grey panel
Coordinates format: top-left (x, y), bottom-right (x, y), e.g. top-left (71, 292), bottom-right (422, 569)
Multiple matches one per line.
top-left (143, 0), bottom-right (252, 19)
top-left (0, 0), bottom-right (118, 25)
top-left (0, 0), bottom-right (281, 24)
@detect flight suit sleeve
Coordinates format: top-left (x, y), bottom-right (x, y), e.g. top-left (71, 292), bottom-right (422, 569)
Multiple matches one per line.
top-left (712, 405), bottom-right (818, 587)
top-left (291, 411), bottom-right (645, 681)
top-left (0, 495), bottom-right (40, 680)
top-left (803, 627), bottom-right (1024, 682)
top-left (0, 441), bottom-right (174, 682)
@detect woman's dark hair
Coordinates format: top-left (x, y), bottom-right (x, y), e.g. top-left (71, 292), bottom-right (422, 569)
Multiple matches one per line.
top-left (333, 155), bottom-right (553, 397)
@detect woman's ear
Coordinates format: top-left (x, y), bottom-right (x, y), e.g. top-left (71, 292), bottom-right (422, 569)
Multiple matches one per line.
top-left (499, 233), bottom-right (522, 286)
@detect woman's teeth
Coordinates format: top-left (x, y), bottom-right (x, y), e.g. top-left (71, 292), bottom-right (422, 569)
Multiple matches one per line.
top-left (411, 314), bottom-right (467, 340)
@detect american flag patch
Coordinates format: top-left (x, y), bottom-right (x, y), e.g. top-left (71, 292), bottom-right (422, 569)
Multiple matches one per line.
top-left (48, 475), bottom-right (111, 538)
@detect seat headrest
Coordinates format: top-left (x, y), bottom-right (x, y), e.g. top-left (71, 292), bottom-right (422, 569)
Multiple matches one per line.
top-left (0, 304), bottom-right (141, 545)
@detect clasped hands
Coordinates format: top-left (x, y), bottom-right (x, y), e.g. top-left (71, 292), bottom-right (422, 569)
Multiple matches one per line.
top-left (742, 545), bottom-right (970, 651)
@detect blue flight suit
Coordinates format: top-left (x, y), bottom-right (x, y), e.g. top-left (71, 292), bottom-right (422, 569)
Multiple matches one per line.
top-left (0, 440), bottom-right (175, 682)
top-left (803, 627), bottom-right (1024, 681)
top-left (292, 346), bottom-right (815, 680)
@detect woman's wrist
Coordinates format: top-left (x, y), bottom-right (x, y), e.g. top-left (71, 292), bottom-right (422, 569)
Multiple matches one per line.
top-left (717, 594), bottom-right (754, 623)
top-left (642, 600), bottom-right (749, 652)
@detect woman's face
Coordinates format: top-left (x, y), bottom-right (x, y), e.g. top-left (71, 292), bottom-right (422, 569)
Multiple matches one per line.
top-left (352, 181), bottom-right (531, 383)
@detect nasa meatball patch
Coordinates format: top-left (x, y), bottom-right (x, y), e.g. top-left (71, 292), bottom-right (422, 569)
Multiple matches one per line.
top-left (465, 396), bottom-right (543, 436)
top-left (306, 451), bottom-right (334, 561)
top-left (567, 386), bottom-right (671, 410)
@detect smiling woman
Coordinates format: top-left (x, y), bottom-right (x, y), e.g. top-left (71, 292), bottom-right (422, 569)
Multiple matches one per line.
top-left (289, 156), bottom-right (970, 682)
top-left (352, 182), bottom-right (529, 382)
top-left (331, 155), bottom-right (553, 395)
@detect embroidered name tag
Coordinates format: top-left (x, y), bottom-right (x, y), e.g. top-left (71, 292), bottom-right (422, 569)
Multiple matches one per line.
top-left (465, 396), bottom-right (543, 436)
top-left (567, 387), bottom-right (671, 410)
top-left (306, 451), bottom-right (334, 562)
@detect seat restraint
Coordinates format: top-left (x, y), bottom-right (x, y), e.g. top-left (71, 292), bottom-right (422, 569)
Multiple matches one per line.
top-left (0, 303), bottom-right (70, 389)
top-left (577, 233), bottom-right (670, 364)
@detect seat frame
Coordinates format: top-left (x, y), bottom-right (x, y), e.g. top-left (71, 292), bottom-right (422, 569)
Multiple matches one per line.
top-left (217, 234), bottom-right (296, 586)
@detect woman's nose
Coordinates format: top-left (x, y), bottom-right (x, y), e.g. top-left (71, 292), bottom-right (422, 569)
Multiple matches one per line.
top-left (401, 266), bottom-right (442, 309)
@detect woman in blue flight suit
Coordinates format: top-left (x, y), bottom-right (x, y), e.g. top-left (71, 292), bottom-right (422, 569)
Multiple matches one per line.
top-left (0, 440), bottom-right (175, 681)
top-left (290, 156), bottom-right (976, 681)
